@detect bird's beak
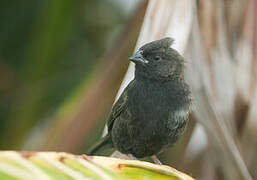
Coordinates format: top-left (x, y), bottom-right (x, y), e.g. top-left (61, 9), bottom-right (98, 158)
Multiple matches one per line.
top-left (129, 50), bottom-right (148, 65)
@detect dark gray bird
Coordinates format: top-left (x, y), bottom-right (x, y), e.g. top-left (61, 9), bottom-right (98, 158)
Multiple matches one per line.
top-left (88, 38), bottom-right (192, 163)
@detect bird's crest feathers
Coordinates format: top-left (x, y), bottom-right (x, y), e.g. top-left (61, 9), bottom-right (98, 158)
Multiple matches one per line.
top-left (139, 37), bottom-right (174, 53)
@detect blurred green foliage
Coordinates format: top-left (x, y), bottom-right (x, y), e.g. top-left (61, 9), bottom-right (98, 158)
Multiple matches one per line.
top-left (0, 0), bottom-right (126, 149)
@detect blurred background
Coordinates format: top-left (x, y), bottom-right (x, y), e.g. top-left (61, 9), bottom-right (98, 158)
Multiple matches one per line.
top-left (0, 0), bottom-right (256, 179)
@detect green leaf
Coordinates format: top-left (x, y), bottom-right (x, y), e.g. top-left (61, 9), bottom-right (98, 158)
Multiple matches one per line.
top-left (0, 151), bottom-right (194, 180)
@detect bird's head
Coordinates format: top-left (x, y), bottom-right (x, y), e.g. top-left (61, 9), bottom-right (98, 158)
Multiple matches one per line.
top-left (129, 37), bottom-right (185, 81)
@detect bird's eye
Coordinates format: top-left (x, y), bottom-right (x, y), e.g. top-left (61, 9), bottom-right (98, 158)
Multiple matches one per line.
top-left (154, 56), bottom-right (161, 61)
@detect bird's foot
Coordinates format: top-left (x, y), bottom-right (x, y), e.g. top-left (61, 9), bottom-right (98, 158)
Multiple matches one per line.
top-left (128, 154), bottom-right (138, 160)
top-left (126, 154), bottom-right (162, 165)
top-left (151, 155), bottom-right (162, 165)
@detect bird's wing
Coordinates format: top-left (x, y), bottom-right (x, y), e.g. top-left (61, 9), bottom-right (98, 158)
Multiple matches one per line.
top-left (107, 80), bottom-right (134, 132)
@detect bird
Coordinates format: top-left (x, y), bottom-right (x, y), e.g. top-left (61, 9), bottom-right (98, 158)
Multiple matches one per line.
top-left (88, 37), bottom-right (192, 164)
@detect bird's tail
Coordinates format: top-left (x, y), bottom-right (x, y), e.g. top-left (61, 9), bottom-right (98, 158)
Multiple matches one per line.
top-left (87, 134), bottom-right (113, 155)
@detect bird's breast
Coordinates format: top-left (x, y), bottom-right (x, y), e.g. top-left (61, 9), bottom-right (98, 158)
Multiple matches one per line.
top-left (127, 80), bottom-right (185, 123)
top-left (111, 79), bottom-right (191, 157)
